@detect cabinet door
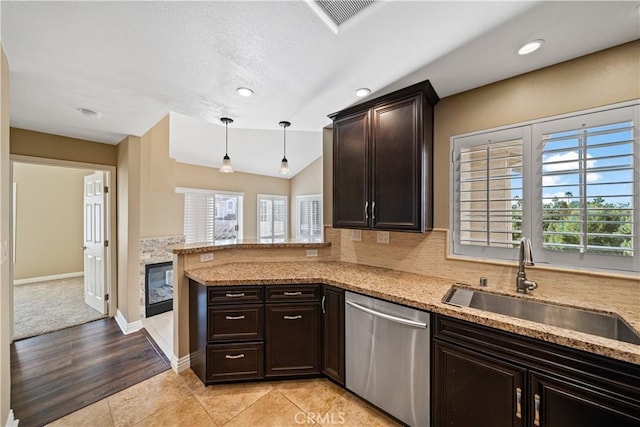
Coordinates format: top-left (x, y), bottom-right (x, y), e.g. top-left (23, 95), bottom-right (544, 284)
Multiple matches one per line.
top-left (372, 94), bottom-right (423, 231)
top-left (265, 303), bottom-right (321, 377)
top-left (322, 286), bottom-right (344, 384)
top-left (433, 340), bottom-right (526, 427)
top-left (529, 372), bottom-right (640, 427)
top-left (333, 111), bottom-right (370, 229)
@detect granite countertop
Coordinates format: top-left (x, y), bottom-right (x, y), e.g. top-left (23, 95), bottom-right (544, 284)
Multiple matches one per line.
top-left (185, 261), bottom-right (640, 365)
top-left (170, 239), bottom-right (331, 255)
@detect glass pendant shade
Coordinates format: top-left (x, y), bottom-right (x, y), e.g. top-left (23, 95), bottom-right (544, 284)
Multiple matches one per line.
top-left (279, 121), bottom-right (291, 175)
top-left (280, 157), bottom-right (290, 175)
top-left (219, 117), bottom-right (234, 173)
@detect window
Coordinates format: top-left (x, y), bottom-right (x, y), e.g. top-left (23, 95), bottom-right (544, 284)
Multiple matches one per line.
top-left (257, 195), bottom-right (287, 242)
top-left (179, 188), bottom-right (243, 244)
top-left (452, 104), bottom-right (638, 273)
top-left (297, 195), bottom-right (323, 242)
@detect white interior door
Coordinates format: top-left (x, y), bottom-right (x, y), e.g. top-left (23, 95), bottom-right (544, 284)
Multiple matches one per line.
top-left (83, 172), bottom-right (107, 314)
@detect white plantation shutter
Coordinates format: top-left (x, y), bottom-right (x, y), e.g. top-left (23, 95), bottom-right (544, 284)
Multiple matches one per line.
top-left (183, 192), bottom-right (214, 244)
top-left (297, 195), bottom-right (323, 241)
top-left (258, 195), bottom-right (287, 241)
top-left (452, 127), bottom-right (529, 260)
top-left (535, 106), bottom-right (637, 271)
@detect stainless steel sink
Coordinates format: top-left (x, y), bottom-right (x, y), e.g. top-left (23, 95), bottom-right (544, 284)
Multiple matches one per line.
top-left (443, 286), bottom-right (640, 345)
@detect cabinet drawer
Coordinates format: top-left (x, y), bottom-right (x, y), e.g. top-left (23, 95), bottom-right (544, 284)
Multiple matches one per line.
top-left (207, 342), bottom-right (264, 382)
top-left (208, 286), bottom-right (263, 305)
top-left (266, 285), bottom-right (321, 303)
top-left (208, 305), bottom-right (263, 342)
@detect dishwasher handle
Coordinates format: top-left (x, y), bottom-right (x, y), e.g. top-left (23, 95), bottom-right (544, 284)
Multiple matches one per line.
top-left (346, 300), bottom-right (427, 329)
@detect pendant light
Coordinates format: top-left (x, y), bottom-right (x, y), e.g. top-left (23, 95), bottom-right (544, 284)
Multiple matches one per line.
top-left (219, 117), bottom-right (234, 173)
top-left (279, 121), bottom-right (291, 175)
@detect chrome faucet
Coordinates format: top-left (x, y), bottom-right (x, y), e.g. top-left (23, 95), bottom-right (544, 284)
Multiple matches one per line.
top-left (516, 237), bottom-right (538, 293)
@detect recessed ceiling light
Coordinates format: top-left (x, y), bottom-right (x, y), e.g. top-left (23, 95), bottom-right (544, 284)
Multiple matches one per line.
top-left (76, 108), bottom-right (101, 119)
top-left (517, 39), bottom-right (545, 55)
top-left (236, 87), bottom-right (254, 97)
top-left (354, 88), bottom-right (371, 98)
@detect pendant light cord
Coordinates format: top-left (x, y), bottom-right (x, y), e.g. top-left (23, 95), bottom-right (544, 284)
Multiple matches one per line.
top-left (225, 121), bottom-right (229, 156)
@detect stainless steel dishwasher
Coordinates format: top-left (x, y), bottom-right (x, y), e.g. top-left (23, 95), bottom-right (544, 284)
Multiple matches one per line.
top-left (345, 291), bottom-right (430, 427)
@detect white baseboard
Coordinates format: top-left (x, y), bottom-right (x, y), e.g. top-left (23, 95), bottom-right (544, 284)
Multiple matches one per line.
top-left (171, 354), bottom-right (190, 373)
top-left (13, 271), bottom-right (83, 286)
top-left (115, 309), bottom-right (143, 335)
top-left (5, 409), bottom-right (19, 427)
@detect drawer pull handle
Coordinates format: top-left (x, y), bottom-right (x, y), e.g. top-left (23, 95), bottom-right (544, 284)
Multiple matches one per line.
top-left (284, 291), bottom-right (302, 296)
top-left (321, 295), bottom-right (326, 314)
top-left (225, 353), bottom-right (245, 360)
top-left (534, 393), bottom-right (541, 426)
top-left (364, 201), bottom-right (369, 219)
top-left (284, 315), bottom-right (302, 320)
top-left (225, 293), bottom-right (245, 298)
top-left (225, 315), bottom-right (245, 320)
top-left (371, 201), bottom-right (376, 219)
top-left (515, 387), bottom-right (522, 419)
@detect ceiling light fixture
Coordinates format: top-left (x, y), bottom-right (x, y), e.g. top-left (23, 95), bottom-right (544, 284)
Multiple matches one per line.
top-left (77, 107), bottom-right (101, 119)
top-left (354, 88), bottom-right (371, 98)
top-left (219, 117), bottom-right (234, 173)
top-left (236, 87), bottom-right (254, 97)
top-left (279, 121), bottom-right (291, 175)
top-left (517, 39), bottom-right (545, 55)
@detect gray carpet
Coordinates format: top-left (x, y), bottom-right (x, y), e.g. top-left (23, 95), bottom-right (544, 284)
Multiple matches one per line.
top-left (13, 276), bottom-right (107, 340)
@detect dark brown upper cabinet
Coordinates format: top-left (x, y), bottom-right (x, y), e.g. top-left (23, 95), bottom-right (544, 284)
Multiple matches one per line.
top-left (329, 80), bottom-right (439, 232)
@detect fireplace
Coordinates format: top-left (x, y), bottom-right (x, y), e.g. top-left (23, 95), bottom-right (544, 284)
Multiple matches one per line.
top-left (145, 261), bottom-right (173, 317)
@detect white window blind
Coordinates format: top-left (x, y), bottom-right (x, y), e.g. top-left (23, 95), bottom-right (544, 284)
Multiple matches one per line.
top-left (452, 127), bottom-right (528, 259)
top-left (181, 189), bottom-right (243, 244)
top-left (537, 107), bottom-right (636, 269)
top-left (258, 195), bottom-right (287, 241)
top-left (451, 103), bottom-right (639, 273)
top-left (297, 195), bottom-right (323, 242)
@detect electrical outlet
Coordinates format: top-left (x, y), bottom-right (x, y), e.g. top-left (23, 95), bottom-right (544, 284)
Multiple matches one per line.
top-left (377, 231), bottom-right (390, 244)
top-left (306, 249), bottom-right (318, 257)
top-left (200, 253), bottom-right (214, 262)
top-left (351, 230), bottom-right (362, 242)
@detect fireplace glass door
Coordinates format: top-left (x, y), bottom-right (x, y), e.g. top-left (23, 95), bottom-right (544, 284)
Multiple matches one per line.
top-left (145, 261), bottom-right (173, 317)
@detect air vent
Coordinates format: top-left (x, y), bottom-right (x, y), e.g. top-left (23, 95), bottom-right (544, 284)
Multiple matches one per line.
top-left (316, 0), bottom-right (375, 26)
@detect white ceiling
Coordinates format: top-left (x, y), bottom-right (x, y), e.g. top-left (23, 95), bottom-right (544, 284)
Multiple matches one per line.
top-left (1, 1), bottom-right (639, 177)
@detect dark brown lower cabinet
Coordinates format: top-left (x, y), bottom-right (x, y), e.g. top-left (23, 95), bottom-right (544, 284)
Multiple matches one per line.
top-left (265, 303), bottom-right (321, 377)
top-left (434, 340), bottom-right (525, 427)
top-left (322, 285), bottom-right (345, 384)
top-left (433, 315), bottom-right (640, 427)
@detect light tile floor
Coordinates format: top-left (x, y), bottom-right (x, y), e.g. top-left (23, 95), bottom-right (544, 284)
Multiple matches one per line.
top-left (51, 310), bottom-right (400, 426)
top-left (48, 371), bottom-right (401, 427)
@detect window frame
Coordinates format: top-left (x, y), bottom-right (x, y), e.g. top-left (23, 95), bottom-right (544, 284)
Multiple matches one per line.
top-left (257, 194), bottom-right (288, 242)
top-left (450, 101), bottom-right (639, 273)
top-left (177, 187), bottom-right (244, 244)
top-left (296, 194), bottom-right (323, 242)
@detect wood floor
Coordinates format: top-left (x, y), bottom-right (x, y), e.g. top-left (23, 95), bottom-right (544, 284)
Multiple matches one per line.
top-left (11, 318), bottom-right (170, 427)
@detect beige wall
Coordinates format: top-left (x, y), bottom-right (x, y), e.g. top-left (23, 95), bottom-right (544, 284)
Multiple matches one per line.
top-left (10, 128), bottom-right (118, 167)
top-left (12, 163), bottom-right (93, 280)
top-left (290, 157), bottom-right (322, 237)
top-left (433, 40), bottom-right (640, 228)
top-left (175, 162), bottom-right (290, 240)
top-left (1, 43), bottom-right (12, 426)
top-left (140, 115), bottom-right (182, 238)
top-left (116, 136), bottom-right (141, 323)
